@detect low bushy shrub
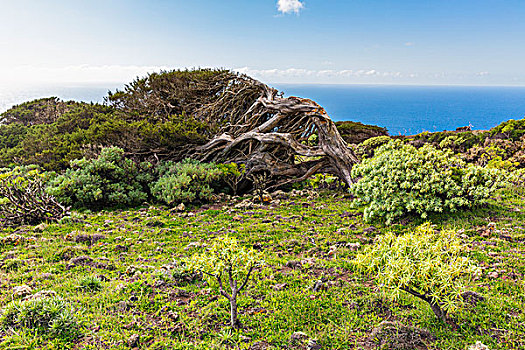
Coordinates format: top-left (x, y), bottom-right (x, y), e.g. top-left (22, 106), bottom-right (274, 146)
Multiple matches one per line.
top-left (47, 147), bottom-right (153, 209)
top-left (356, 135), bottom-right (391, 157)
top-left (353, 223), bottom-right (480, 320)
top-left (77, 275), bottom-right (103, 292)
top-left (489, 117), bottom-right (525, 141)
top-left (151, 159), bottom-right (221, 206)
top-left (351, 140), bottom-right (502, 223)
top-left (216, 162), bottom-right (246, 195)
top-left (0, 297), bottom-right (81, 340)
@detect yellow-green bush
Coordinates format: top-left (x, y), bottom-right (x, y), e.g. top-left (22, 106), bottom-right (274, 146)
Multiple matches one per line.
top-left (353, 223), bottom-right (480, 320)
top-left (351, 140), bottom-right (502, 223)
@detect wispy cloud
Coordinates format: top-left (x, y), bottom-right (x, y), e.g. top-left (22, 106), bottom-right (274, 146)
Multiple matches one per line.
top-left (277, 0), bottom-right (305, 14)
top-left (235, 67), bottom-right (403, 80)
top-left (404, 42), bottom-right (415, 47)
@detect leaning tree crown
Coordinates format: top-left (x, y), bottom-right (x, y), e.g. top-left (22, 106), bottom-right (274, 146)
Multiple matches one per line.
top-left (106, 69), bottom-right (359, 188)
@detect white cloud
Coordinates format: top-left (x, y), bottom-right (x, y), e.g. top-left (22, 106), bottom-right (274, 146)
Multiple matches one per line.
top-left (404, 42), bottom-right (415, 46)
top-left (277, 0), bottom-right (305, 14)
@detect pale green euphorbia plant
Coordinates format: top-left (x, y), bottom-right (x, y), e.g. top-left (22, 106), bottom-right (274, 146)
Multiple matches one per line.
top-left (353, 223), bottom-right (481, 321)
top-left (186, 236), bottom-right (264, 328)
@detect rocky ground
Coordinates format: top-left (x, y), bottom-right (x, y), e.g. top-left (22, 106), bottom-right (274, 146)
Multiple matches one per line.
top-left (0, 187), bottom-right (524, 349)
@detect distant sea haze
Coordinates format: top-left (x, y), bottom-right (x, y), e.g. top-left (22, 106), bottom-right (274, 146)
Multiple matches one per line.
top-left (2, 84), bottom-right (525, 135)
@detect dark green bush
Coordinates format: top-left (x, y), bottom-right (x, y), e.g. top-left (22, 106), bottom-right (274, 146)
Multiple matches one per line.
top-left (47, 147), bottom-right (153, 209)
top-left (0, 99), bottom-right (211, 171)
top-left (151, 159), bottom-right (222, 206)
top-left (489, 118), bottom-right (525, 141)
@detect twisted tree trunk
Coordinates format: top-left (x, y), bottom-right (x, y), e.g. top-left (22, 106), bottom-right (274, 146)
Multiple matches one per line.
top-left (193, 79), bottom-right (359, 188)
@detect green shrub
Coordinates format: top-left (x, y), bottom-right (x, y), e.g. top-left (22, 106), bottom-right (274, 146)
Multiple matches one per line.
top-left (77, 275), bottom-right (103, 292)
top-left (151, 159), bottom-right (221, 206)
top-left (0, 98), bottom-right (211, 171)
top-left (351, 140), bottom-right (502, 223)
top-left (217, 162), bottom-right (246, 195)
top-left (356, 135), bottom-right (391, 157)
top-left (47, 147), bottom-right (152, 209)
top-left (489, 117), bottom-right (525, 140)
top-left (0, 297), bottom-right (81, 340)
top-left (353, 223), bottom-right (480, 321)
top-left (186, 236), bottom-right (264, 328)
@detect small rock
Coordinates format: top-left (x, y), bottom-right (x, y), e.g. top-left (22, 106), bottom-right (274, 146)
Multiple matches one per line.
top-left (488, 271), bottom-right (499, 279)
top-left (345, 242), bottom-right (361, 251)
top-left (33, 223), bottom-right (48, 232)
top-left (250, 341), bottom-right (270, 350)
top-left (38, 273), bottom-right (54, 280)
top-left (290, 331), bottom-right (309, 345)
top-left (24, 290), bottom-right (57, 300)
top-left (67, 255), bottom-right (93, 268)
top-left (307, 339), bottom-right (322, 350)
top-left (461, 291), bottom-right (485, 306)
top-left (468, 341), bottom-right (490, 350)
top-left (176, 203), bottom-right (185, 212)
top-left (128, 334), bottom-right (140, 347)
top-left (234, 199), bottom-right (255, 209)
top-left (366, 321), bottom-right (435, 350)
top-left (13, 285), bottom-right (32, 298)
top-left (272, 283), bottom-right (288, 291)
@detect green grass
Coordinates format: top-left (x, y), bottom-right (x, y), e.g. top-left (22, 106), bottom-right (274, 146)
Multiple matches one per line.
top-left (0, 187), bottom-right (524, 349)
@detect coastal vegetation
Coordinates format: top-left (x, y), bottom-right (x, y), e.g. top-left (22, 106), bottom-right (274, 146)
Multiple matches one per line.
top-left (0, 69), bottom-right (524, 349)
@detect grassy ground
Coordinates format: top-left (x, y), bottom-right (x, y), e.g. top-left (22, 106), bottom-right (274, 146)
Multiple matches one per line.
top-left (0, 186), bottom-right (524, 349)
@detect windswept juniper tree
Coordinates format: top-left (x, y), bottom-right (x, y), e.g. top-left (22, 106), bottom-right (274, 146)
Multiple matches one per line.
top-left (106, 69), bottom-right (359, 188)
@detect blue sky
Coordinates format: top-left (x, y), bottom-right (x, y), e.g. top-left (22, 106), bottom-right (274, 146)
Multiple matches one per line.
top-left (1, 0), bottom-right (525, 86)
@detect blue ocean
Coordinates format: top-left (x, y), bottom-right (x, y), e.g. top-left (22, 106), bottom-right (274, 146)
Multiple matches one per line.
top-left (2, 84), bottom-right (525, 135)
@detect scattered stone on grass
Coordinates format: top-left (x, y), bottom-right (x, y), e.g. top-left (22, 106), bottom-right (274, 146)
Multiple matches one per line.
top-left (33, 223), bottom-right (48, 232)
top-left (346, 242), bottom-right (361, 251)
top-left (250, 341), bottom-right (270, 350)
top-left (468, 341), bottom-right (490, 350)
top-left (285, 260), bottom-right (303, 269)
top-left (24, 289), bottom-right (57, 300)
top-left (13, 285), bottom-right (32, 298)
top-left (290, 332), bottom-right (320, 350)
top-left (72, 233), bottom-right (106, 245)
top-left (128, 333), bottom-right (140, 347)
top-left (364, 321), bottom-right (436, 350)
top-left (272, 283), bottom-right (288, 291)
top-left (38, 272), bottom-right (54, 280)
top-left (461, 291), bottom-right (485, 306)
